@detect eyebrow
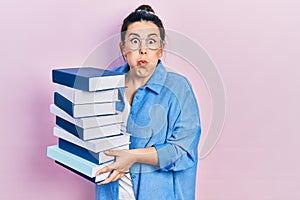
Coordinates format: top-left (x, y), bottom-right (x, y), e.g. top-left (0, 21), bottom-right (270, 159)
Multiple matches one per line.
top-left (128, 33), bottom-right (158, 37)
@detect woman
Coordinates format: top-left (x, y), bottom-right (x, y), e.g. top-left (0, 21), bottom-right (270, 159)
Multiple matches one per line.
top-left (95, 5), bottom-right (201, 200)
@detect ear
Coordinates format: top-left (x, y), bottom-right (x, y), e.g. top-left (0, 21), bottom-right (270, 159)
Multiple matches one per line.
top-left (158, 43), bottom-right (165, 58)
top-left (119, 42), bottom-right (126, 56)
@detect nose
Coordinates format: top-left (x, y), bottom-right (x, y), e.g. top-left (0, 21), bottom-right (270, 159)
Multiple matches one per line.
top-left (139, 47), bottom-right (147, 54)
top-left (138, 39), bottom-right (147, 54)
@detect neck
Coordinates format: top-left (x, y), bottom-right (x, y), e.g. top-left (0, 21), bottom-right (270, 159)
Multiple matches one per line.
top-left (125, 71), bottom-right (152, 89)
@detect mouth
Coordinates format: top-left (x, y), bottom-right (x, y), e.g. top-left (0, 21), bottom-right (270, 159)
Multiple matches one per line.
top-left (137, 60), bottom-right (148, 66)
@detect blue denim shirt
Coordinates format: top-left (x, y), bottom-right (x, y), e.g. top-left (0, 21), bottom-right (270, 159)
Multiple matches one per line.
top-left (95, 60), bottom-right (201, 200)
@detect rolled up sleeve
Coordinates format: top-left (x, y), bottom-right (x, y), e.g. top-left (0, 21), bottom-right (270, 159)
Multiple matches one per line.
top-left (153, 80), bottom-right (201, 171)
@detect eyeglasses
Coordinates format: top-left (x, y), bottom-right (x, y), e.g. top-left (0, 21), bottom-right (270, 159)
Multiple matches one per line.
top-left (124, 36), bottom-right (162, 51)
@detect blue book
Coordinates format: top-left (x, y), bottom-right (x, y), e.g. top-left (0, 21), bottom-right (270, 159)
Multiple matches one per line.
top-left (55, 161), bottom-right (100, 183)
top-left (58, 138), bottom-right (129, 165)
top-left (52, 67), bottom-right (125, 91)
top-left (55, 161), bottom-right (129, 183)
top-left (58, 138), bottom-right (113, 165)
top-left (54, 161), bottom-right (105, 183)
top-left (47, 145), bottom-right (112, 182)
top-left (56, 116), bottom-right (121, 140)
top-left (53, 126), bottom-right (130, 153)
top-left (54, 92), bottom-right (116, 118)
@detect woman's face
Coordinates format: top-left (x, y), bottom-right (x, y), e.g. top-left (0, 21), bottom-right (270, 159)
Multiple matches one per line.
top-left (121, 21), bottom-right (164, 79)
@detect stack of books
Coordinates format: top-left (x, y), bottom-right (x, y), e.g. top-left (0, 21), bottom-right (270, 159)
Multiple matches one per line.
top-left (47, 67), bottom-right (130, 183)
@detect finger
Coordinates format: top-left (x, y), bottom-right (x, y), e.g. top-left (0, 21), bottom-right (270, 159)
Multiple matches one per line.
top-left (97, 172), bottom-right (124, 185)
top-left (104, 150), bottom-right (119, 156)
top-left (96, 160), bottom-right (121, 176)
top-left (95, 166), bottom-right (112, 176)
top-left (118, 172), bottom-right (125, 180)
top-left (112, 172), bottom-right (125, 182)
top-left (100, 170), bottom-right (118, 185)
top-left (100, 170), bottom-right (120, 185)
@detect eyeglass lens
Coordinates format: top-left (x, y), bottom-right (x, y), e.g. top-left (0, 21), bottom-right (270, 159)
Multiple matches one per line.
top-left (126, 36), bottom-right (161, 50)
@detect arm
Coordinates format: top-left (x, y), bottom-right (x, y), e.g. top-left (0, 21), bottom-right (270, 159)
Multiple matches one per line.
top-left (130, 146), bottom-right (158, 165)
top-left (154, 78), bottom-right (201, 171)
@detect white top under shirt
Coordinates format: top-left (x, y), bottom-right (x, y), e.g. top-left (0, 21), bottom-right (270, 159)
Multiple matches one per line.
top-left (118, 93), bottom-right (136, 200)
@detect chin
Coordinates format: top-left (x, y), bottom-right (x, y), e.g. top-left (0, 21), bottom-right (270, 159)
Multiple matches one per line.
top-left (136, 71), bottom-right (151, 78)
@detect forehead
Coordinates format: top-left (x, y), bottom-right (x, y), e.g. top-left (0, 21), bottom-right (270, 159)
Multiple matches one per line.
top-left (125, 21), bottom-right (160, 38)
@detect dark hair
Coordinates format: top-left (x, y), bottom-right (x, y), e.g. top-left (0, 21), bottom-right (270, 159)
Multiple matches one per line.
top-left (120, 5), bottom-right (165, 42)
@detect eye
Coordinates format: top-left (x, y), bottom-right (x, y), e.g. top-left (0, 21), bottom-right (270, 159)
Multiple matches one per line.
top-left (147, 38), bottom-right (156, 45)
top-left (130, 38), bottom-right (140, 44)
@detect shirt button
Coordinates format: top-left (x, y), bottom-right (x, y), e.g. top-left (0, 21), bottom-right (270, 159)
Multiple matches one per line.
top-left (132, 174), bottom-right (136, 179)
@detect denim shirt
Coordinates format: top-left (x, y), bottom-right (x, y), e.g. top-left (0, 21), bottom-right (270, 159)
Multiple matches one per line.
top-left (95, 60), bottom-right (201, 200)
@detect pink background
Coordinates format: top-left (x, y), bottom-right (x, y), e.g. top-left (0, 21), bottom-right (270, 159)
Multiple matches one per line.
top-left (1, 0), bottom-right (299, 199)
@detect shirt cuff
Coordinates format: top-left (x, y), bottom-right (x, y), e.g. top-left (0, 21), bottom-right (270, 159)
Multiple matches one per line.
top-left (153, 143), bottom-right (177, 171)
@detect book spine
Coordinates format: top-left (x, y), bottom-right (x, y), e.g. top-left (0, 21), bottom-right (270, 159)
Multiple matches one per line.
top-left (54, 126), bottom-right (97, 152)
top-left (47, 145), bottom-right (113, 177)
top-left (53, 126), bottom-right (129, 153)
top-left (50, 104), bottom-right (81, 127)
top-left (47, 145), bottom-right (94, 176)
top-left (54, 92), bottom-right (74, 117)
top-left (58, 138), bottom-right (114, 165)
top-left (56, 116), bottom-right (121, 140)
top-left (52, 69), bottom-right (89, 91)
top-left (56, 116), bottom-right (84, 139)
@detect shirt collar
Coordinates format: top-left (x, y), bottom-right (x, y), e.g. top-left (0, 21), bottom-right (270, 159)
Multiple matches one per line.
top-left (118, 60), bottom-right (167, 95)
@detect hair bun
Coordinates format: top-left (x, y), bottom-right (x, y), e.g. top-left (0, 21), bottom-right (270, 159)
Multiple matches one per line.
top-left (135, 4), bottom-right (155, 14)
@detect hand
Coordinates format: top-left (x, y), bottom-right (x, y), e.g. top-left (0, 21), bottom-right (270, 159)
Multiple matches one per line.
top-left (96, 149), bottom-right (136, 185)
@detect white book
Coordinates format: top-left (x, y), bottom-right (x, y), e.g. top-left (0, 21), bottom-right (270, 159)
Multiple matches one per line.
top-left (73, 102), bottom-right (115, 118)
top-left (56, 116), bottom-right (122, 141)
top-left (47, 145), bottom-right (111, 182)
top-left (58, 137), bottom-right (129, 164)
top-left (80, 123), bottom-right (122, 140)
top-left (56, 84), bottom-right (119, 104)
top-left (53, 126), bottom-right (130, 153)
top-left (52, 67), bottom-right (125, 92)
top-left (50, 104), bottom-right (123, 129)
top-left (54, 92), bottom-right (117, 118)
